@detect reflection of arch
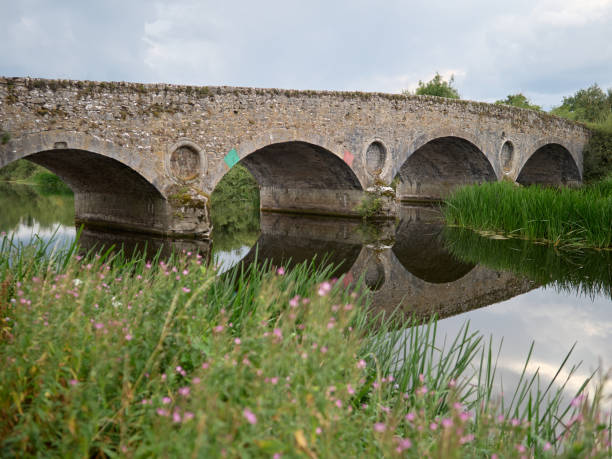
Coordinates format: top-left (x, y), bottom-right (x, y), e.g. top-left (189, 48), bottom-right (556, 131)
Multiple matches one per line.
top-left (238, 214), bottom-right (363, 275)
top-left (516, 143), bottom-right (581, 186)
top-left (362, 254), bottom-right (386, 291)
top-left (392, 210), bottom-right (475, 283)
top-left (395, 136), bottom-right (497, 201)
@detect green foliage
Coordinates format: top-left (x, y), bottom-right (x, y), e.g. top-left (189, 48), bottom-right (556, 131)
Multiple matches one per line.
top-left (1, 131), bottom-right (9, 144)
top-left (32, 171), bottom-right (73, 195)
top-left (551, 84), bottom-right (612, 123)
top-left (0, 239), bottom-right (608, 457)
top-left (355, 193), bottom-right (383, 219)
top-left (583, 126), bottom-right (612, 183)
top-left (211, 164), bottom-right (260, 251)
top-left (406, 73), bottom-right (460, 99)
top-left (443, 181), bottom-right (612, 249)
top-left (0, 159), bottom-right (47, 182)
top-left (495, 93), bottom-right (541, 111)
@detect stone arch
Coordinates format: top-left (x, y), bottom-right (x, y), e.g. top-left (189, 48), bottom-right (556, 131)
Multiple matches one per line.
top-left (1, 130), bottom-right (166, 195)
top-left (209, 129), bottom-right (364, 191)
top-left (516, 141), bottom-right (581, 186)
top-left (395, 135), bottom-right (497, 201)
top-left (211, 131), bottom-right (365, 217)
top-left (0, 130), bottom-right (185, 236)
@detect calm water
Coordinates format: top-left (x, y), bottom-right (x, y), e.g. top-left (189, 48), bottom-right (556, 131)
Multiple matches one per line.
top-left (1, 183), bottom-right (610, 404)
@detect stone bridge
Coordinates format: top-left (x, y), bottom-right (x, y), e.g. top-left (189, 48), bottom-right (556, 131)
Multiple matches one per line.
top-left (0, 77), bottom-right (591, 239)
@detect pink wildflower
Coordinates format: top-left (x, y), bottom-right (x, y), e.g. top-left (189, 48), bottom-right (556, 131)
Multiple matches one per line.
top-left (373, 422), bottom-right (386, 432)
top-left (243, 408), bottom-right (257, 425)
top-left (173, 411), bottom-right (181, 423)
top-left (357, 359), bottom-right (367, 369)
top-left (317, 281), bottom-right (332, 296)
top-left (289, 295), bottom-right (300, 307)
top-left (276, 267), bottom-right (285, 275)
top-left (178, 386), bottom-right (190, 397)
top-left (162, 397), bottom-right (172, 404)
top-left (182, 287), bottom-right (190, 293)
top-left (157, 408), bottom-right (168, 417)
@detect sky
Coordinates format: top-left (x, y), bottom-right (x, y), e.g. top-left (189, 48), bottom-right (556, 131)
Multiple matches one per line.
top-left (1, 0), bottom-right (612, 109)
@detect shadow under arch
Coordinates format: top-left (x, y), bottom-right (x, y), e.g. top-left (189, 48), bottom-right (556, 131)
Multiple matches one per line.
top-left (392, 206), bottom-right (475, 283)
top-left (516, 143), bottom-right (581, 186)
top-left (213, 140), bottom-right (364, 218)
top-left (396, 136), bottom-right (497, 201)
top-left (24, 148), bottom-right (171, 234)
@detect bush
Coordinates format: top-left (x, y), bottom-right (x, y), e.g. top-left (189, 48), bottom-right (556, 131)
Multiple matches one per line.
top-left (355, 193), bottom-right (383, 219)
top-left (32, 171), bottom-right (73, 195)
top-left (404, 73), bottom-right (460, 99)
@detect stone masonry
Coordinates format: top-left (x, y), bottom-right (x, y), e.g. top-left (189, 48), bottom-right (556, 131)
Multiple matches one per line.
top-left (0, 77), bottom-right (591, 239)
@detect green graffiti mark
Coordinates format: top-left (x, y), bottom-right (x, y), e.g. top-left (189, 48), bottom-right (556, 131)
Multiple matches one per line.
top-left (224, 148), bottom-right (240, 169)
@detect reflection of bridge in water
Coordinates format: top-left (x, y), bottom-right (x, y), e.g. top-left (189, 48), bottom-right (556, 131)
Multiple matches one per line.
top-left (239, 206), bottom-right (536, 320)
top-left (77, 205), bottom-right (536, 321)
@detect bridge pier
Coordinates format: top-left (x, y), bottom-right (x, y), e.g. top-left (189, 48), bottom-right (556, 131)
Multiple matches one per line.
top-left (73, 189), bottom-right (211, 239)
top-left (259, 186), bottom-right (396, 219)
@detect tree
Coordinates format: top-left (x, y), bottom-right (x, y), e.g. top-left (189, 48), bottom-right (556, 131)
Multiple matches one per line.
top-left (550, 84), bottom-right (612, 123)
top-left (495, 93), bottom-right (541, 111)
top-left (406, 73), bottom-right (460, 99)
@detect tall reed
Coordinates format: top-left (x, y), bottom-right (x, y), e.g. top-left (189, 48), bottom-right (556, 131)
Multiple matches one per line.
top-left (444, 180), bottom-right (612, 249)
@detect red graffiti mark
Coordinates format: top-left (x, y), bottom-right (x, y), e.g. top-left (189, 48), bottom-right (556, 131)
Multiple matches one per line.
top-left (343, 150), bottom-right (354, 167)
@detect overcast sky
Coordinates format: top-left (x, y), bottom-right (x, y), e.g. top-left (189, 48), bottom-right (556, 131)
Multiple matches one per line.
top-left (1, 0), bottom-right (611, 109)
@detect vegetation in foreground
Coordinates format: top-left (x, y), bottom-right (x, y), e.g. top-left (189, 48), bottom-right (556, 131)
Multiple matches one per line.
top-left (0, 237), bottom-right (610, 457)
top-left (444, 179), bottom-right (612, 249)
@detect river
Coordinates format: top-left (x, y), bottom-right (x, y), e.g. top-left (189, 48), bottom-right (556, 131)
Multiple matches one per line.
top-left (1, 182), bottom-right (610, 406)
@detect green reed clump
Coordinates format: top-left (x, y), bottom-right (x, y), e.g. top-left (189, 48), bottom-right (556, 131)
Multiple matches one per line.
top-left (444, 180), bottom-right (612, 249)
top-left (0, 237), bottom-right (609, 457)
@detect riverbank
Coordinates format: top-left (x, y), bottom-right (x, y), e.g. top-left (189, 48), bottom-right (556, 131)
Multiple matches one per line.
top-left (443, 178), bottom-right (612, 249)
top-left (0, 238), bottom-right (609, 457)
top-left (0, 159), bottom-right (72, 195)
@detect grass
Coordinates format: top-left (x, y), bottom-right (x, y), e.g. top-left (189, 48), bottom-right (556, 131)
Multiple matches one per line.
top-left (443, 179), bottom-right (612, 249)
top-left (0, 235), bottom-right (610, 457)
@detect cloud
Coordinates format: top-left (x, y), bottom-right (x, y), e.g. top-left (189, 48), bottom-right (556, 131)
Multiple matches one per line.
top-left (1, 0), bottom-right (611, 107)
